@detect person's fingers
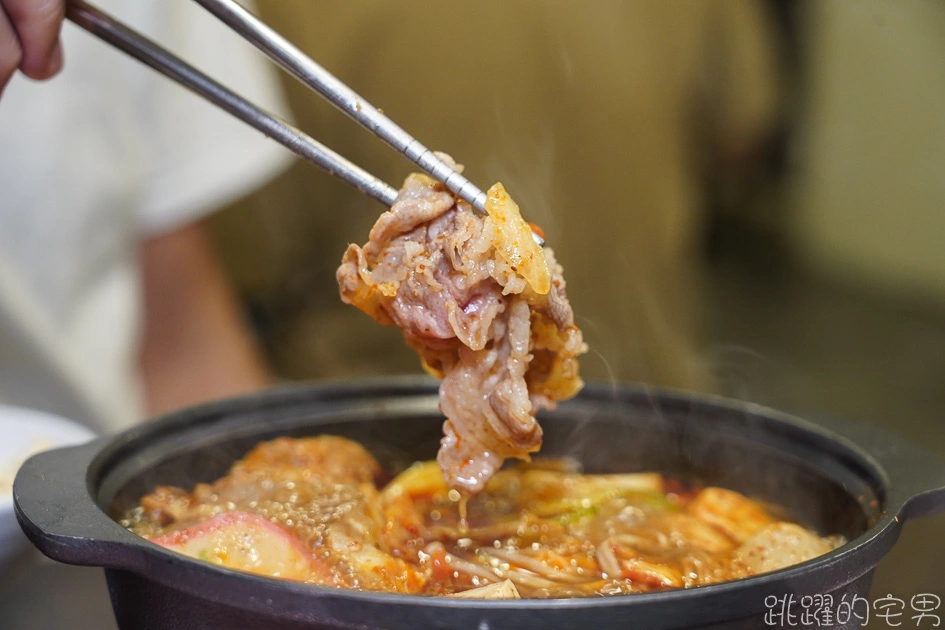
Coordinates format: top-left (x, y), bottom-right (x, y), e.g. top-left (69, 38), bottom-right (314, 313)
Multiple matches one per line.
top-left (0, 0), bottom-right (64, 80)
top-left (0, 8), bottom-right (23, 96)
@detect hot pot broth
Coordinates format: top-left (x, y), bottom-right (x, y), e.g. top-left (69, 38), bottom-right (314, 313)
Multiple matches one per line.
top-left (120, 435), bottom-right (844, 599)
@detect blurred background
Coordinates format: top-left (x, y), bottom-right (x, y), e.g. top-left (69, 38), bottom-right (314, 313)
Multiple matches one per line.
top-left (201, 0), bottom-right (944, 597)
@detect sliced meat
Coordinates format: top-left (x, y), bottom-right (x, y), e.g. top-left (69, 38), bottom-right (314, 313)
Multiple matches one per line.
top-left (139, 486), bottom-right (194, 525)
top-left (337, 154), bottom-right (587, 493)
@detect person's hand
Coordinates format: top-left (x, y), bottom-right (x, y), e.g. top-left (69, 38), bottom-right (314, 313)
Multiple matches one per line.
top-left (1, 0), bottom-right (65, 96)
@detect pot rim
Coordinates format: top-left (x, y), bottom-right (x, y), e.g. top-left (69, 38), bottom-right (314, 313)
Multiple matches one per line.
top-left (14, 376), bottom-right (945, 620)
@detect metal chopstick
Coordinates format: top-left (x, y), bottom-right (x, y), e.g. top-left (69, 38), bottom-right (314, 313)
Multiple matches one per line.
top-left (192, 0), bottom-right (489, 215)
top-left (65, 1), bottom-right (542, 241)
top-left (66, 1), bottom-right (399, 208)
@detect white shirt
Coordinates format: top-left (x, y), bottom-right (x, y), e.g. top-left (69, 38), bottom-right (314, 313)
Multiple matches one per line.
top-left (0, 1), bottom-right (292, 433)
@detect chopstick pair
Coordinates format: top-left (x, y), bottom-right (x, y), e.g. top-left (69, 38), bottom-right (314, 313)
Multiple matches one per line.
top-left (65, 0), bottom-right (493, 218)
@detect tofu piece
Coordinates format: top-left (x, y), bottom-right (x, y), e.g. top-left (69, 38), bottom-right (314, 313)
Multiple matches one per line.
top-left (687, 487), bottom-right (774, 543)
top-left (734, 522), bottom-right (835, 575)
top-left (447, 580), bottom-right (522, 600)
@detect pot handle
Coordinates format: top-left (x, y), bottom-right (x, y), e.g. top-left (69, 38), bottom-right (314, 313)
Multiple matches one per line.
top-left (807, 413), bottom-right (945, 522)
top-left (13, 439), bottom-right (146, 567)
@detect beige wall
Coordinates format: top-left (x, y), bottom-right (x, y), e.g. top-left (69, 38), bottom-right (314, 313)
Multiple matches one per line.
top-left (790, 1), bottom-right (945, 304)
top-left (215, 1), bottom-right (782, 389)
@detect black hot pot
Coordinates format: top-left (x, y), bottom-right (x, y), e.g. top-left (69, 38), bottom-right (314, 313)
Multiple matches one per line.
top-left (13, 377), bottom-right (945, 630)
